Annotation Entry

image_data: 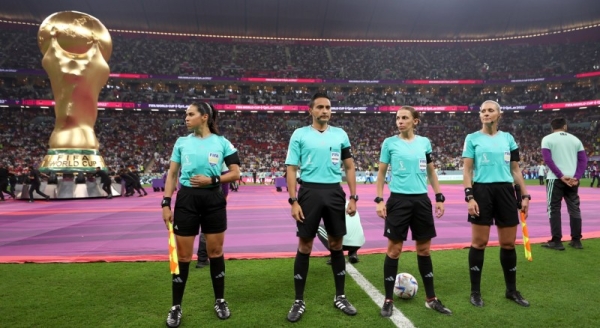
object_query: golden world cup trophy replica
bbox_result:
[37,11,112,173]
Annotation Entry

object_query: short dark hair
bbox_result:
[308,93,330,109]
[550,117,567,130]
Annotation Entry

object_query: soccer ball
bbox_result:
[393,272,418,299]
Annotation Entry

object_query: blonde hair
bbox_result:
[480,100,502,113]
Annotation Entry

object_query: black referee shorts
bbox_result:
[173,185,227,236]
[297,182,346,239]
[468,182,519,227]
[384,193,436,241]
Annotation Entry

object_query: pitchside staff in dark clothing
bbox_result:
[119,169,135,196]
[127,169,145,196]
[131,167,148,196]
[8,167,17,195]
[285,93,358,323]
[28,166,50,202]
[462,100,530,308]
[540,117,587,250]
[162,102,240,327]
[95,167,113,199]
[376,106,452,317]
[0,163,16,200]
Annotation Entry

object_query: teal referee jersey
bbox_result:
[170,133,237,187]
[285,125,351,183]
[462,131,517,183]
[380,135,432,194]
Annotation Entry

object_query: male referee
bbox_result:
[541,117,587,250]
[285,93,358,323]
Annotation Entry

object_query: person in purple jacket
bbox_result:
[589,161,599,188]
[540,117,587,250]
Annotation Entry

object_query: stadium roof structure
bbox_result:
[1,0,600,41]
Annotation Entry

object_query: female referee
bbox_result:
[161,102,240,327]
[376,106,452,317]
[462,100,530,308]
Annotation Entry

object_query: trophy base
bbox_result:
[39,149,107,173]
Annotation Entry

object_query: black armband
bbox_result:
[224,152,241,167]
[435,193,445,203]
[211,176,221,185]
[341,147,353,160]
[510,149,520,162]
[161,197,171,209]
[426,153,432,164]
[464,188,474,197]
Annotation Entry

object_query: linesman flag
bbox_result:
[168,222,180,274]
[515,184,532,262]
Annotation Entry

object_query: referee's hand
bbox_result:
[376,203,386,219]
[346,201,357,217]
[291,203,305,223]
[467,199,479,217]
[162,207,173,229]
[434,202,445,218]
[190,174,211,187]
[520,198,529,218]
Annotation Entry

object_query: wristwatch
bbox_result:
[521,194,531,200]
[288,197,298,205]
[374,197,384,204]
[465,195,474,202]
[349,195,359,202]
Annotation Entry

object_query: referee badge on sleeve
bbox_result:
[209,153,220,166]
[331,151,340,165]
[504,151,510,164]
[419,159,427,172]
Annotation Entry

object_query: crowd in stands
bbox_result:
[1,77,599,108]
[1,27,599,181]
[1,28,600,80]
[1,107,598,181]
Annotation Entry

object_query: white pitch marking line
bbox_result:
[346,263,415,328]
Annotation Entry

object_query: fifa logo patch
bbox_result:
[208,153,220,166]
[331,151,340,165]
[419,159,427,172]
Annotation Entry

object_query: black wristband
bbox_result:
[161,197,172,209]
[435,193,445,203]
[464,187,474,197]
[211,176,221,185]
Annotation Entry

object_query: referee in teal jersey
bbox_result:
[462,100,530,308]
[285,93,358,323]
[376,106,452,317]
[161,102,240,327]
